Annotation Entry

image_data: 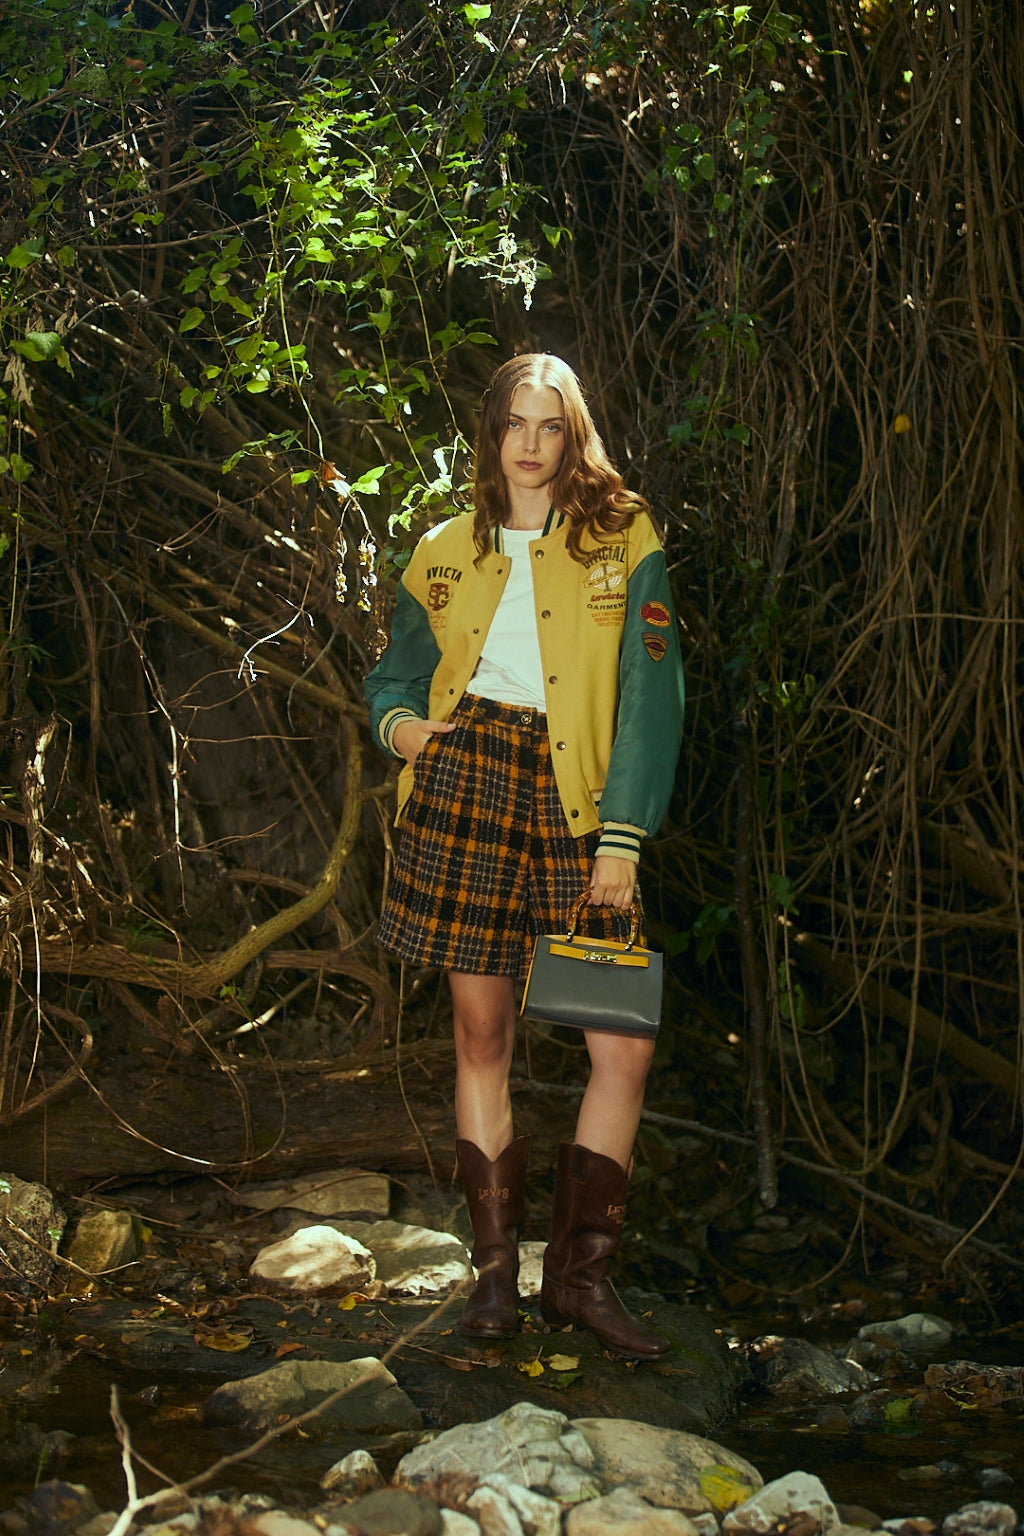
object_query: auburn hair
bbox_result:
[471,354,647,561]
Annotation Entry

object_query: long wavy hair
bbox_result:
[471,354,648,561]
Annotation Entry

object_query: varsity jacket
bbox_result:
[364,506,685,857]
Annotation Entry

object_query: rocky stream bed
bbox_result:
[3,1163,1024,1536]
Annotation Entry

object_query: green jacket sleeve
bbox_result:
[597,548,685,835]
[363,579,441,757]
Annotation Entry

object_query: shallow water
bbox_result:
[4,1312,1024,1521]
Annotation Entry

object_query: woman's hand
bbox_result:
[588,855,636,909]
[392,717,455,765]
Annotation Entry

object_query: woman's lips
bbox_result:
[517,460,541,470]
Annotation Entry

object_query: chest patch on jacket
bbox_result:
[583,549,627,626]
[428,581,452,613]
[640,600,671,627]
[642,631,668,661]
[583,558,625,593]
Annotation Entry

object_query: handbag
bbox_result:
[520,891,663,1039]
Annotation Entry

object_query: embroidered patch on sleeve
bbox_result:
[640,600,671,627]
[642,631,668,661]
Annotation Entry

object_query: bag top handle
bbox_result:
[565,890,643,951]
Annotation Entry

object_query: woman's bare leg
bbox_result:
[573,1030,656,1170]
[449,970,517,1159]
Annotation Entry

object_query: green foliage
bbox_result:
[0,0,545,547]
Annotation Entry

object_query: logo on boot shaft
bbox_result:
[478,1184,511,1205]
[606,1202,626,1222]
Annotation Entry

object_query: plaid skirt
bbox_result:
[377,694,631,979]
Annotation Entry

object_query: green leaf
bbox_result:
[695,153,716,180]
[464,106,485,146]
[179,307,204,333]
[5,238,45,270]
[768,873,797,913]
[13,331,63,362]
[463,3,491,19]
[350,466,387,495]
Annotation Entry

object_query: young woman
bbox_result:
[364,354,684,1358]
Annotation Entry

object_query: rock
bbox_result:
[976,1470,1013,1492]
[439,1514,480,1536]
[12,1482,100,1527]
[517,1240,545,1299]
[0,1173,65,1291]
[202,1357,421,1435]
[898,1463,962,1485]
[464,1483,526,1535]
[398,1401,599,1505]
[343,1219,471,1296]
[235,1169,390,1218]
[249,1224,375,1292]
[835,1505,883,1529]
[321,1447,385,1495]
[572,1419,762,1515]
[566,1487,702,1534]
[941,1504,1018,1536]
[690,1516,721,1536]
[744,1338,869,1399]
[336,1488,444,1535]
[857,1314,954,1353]
[746,1339,865,1400]
[64,1208,142,1287]
[847,1390,904,1428]
[723,1472,840,1536]
[0,1419,73,1473]
[78,1515,120,1536]
[249,1515,322,1536]
[473,1472,560,1535]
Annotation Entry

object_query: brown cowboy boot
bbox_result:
[540,1141,669,1359]
[456,1135,531,1338]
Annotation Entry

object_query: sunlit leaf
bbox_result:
[194,1325,254,1352]
[699,1465,758,1513]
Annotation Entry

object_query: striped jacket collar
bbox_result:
[490,505,565,553]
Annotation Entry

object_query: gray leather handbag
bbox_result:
[520,892,663,1039]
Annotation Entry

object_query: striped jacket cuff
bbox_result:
[380,707,420,758]
[595,822,643,864]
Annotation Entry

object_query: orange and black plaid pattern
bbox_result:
[377,695,630,978]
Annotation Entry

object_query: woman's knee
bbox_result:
[453,1010,514,1068]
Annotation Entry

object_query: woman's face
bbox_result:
[499,383,566,494]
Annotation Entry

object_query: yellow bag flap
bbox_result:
[546,941,650,968]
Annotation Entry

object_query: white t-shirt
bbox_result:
[467,527,547,710]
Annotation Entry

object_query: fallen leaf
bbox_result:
[275,1342,306,1359]
[699,1465,757,1513]
[517,1359,544,1378]
[438,1354,477,1372]
[194,1326,253,1353]
[546,1354,579,1372]
[337,1295,358,1311]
